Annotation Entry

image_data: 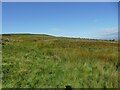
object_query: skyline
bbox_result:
[2,2,118,39]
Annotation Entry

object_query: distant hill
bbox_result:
[2,33,55,37]
[2,33,119,40]
[101,32,118,40]
[94,32,118,40]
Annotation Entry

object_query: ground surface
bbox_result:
[1,34,119,88]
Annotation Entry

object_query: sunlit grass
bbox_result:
[2,34,118,88]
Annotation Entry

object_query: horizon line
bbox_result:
[1,33,118,40]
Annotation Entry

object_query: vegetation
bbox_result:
[1,34,119,88]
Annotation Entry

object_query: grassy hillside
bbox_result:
[2,34,119,88]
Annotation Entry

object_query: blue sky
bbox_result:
[2,2,118,39]
[0,2,2,34]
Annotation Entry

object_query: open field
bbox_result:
[1,34,119,88]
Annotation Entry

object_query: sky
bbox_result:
[2,2,118,39]
[0,2,2,34]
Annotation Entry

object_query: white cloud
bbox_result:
[99,27,118,36]
[90,27,118,40]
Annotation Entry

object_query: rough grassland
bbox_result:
[2,34,118,88]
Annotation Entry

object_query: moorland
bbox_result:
[1,34,119,88]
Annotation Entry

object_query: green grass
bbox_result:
[2,34,118,88]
